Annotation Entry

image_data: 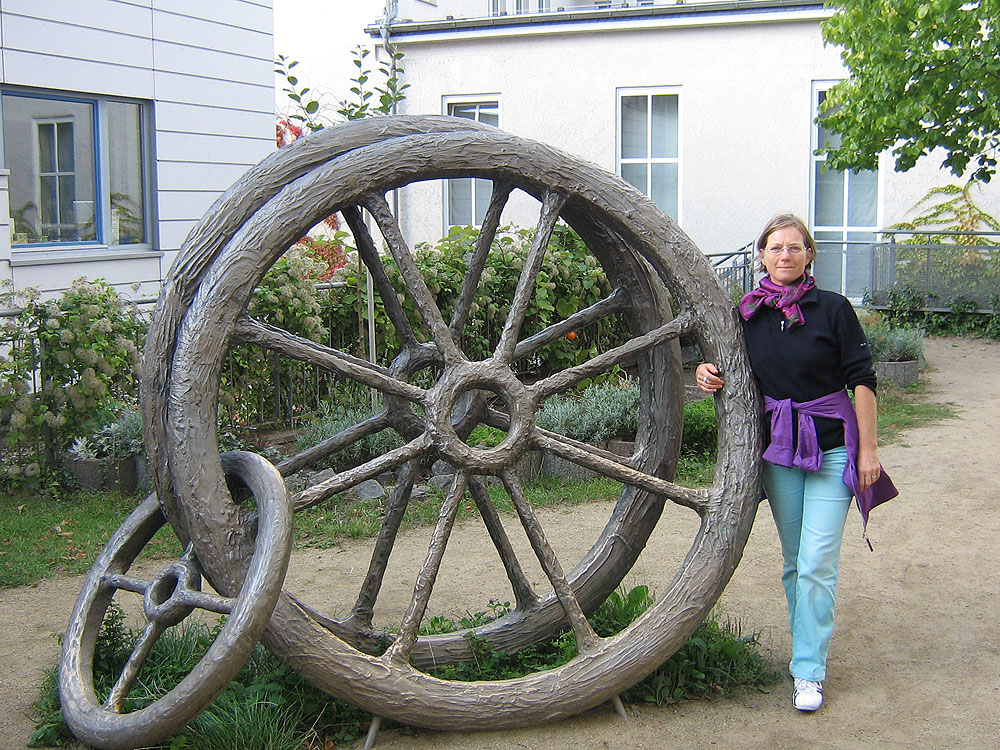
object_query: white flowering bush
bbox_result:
[0,278,146,488]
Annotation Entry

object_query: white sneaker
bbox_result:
[792,678,824,711]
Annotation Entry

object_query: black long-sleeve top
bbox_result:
[741,286,877,452]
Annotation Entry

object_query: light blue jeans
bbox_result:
[763,446,852,682]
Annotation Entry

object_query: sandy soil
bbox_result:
[2,336,998,750]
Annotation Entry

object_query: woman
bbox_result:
[696,214,895,712]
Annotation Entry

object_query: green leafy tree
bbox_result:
[820,0,1000,182]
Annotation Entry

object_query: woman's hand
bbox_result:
[857,446,881,492]
[695,363,725,393]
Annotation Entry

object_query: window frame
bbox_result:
[616,86,682,223]
[442,96,500,233]
[35,116,80,242]
[810,80,882,299]
[0,86,154,253]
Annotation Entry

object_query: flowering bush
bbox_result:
[318,223,629,378]
[0,278,146,488]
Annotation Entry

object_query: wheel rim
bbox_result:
[143,116,761,729]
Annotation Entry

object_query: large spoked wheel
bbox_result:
[59,452,292,750]
[142,115,761,730]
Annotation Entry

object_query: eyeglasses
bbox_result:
[764,244,808,256]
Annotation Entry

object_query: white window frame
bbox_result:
[34,117,78,242]
[443,96,500,232]
[1,87,153,251]
[616,86,682,223]
[810,80,882,299]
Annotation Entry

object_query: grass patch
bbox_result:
[32,587,778,749]
[29,606,369,749]
[0,490,182,589]
[876,381,956,445]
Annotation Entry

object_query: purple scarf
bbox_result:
[739,275,816,327]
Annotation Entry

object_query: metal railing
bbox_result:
[707,241,755,298]
[867,230,1000,312]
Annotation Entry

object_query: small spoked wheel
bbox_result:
[141,115,762,730]
[59,452,292,750]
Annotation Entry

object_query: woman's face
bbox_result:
[760,225,813,286]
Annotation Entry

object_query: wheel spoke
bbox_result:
[104,620,166,713]
[531,310,695,400]
[362,192,464,363]
[101,574,149,596]
[100,572,235,616]
[500,469,599,653]
[350,461,421,627]
[494,190,567,363]
[532,428,710,514]
[383,471,469,664]
[277,411,391,476]
[467,475,539,609]
[341,204,417,347]
[512,287,629,364]
[292,433,431,511]
[450,181,513,338]
[234,316,425,404]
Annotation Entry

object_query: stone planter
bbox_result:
[66,455,142,495]
[876,359,919,388]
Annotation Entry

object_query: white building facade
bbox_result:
[374,0,1000,299]
[0,0,276,299]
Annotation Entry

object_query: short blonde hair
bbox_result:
[756,214,816,274]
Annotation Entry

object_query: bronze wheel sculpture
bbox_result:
[64,115,762,745]
[59,452,292,750]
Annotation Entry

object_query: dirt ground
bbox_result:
[1,336,998,750]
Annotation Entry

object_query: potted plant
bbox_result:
[865,326,924,388]
[66,405,146,494]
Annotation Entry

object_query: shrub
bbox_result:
[536,379,640,443]
[296,399,404,471]
[865,326,925,363]
[681,397,717,457]
[537,381,718,457]
[68,401,145,461]
[871,286,1000,339]
[0,278,146,488]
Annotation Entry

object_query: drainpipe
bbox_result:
[365,2,400,395]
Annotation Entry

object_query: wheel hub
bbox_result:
[426,358,533,472]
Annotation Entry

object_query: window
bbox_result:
[2,89,149,248]
[445,101,499,228]
[618,88,680,220]
[491,0,548,14]
[811,86,878,298]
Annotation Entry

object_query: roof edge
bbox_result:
[366,0,829,37]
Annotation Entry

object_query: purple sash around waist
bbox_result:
[763,389,898,529]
